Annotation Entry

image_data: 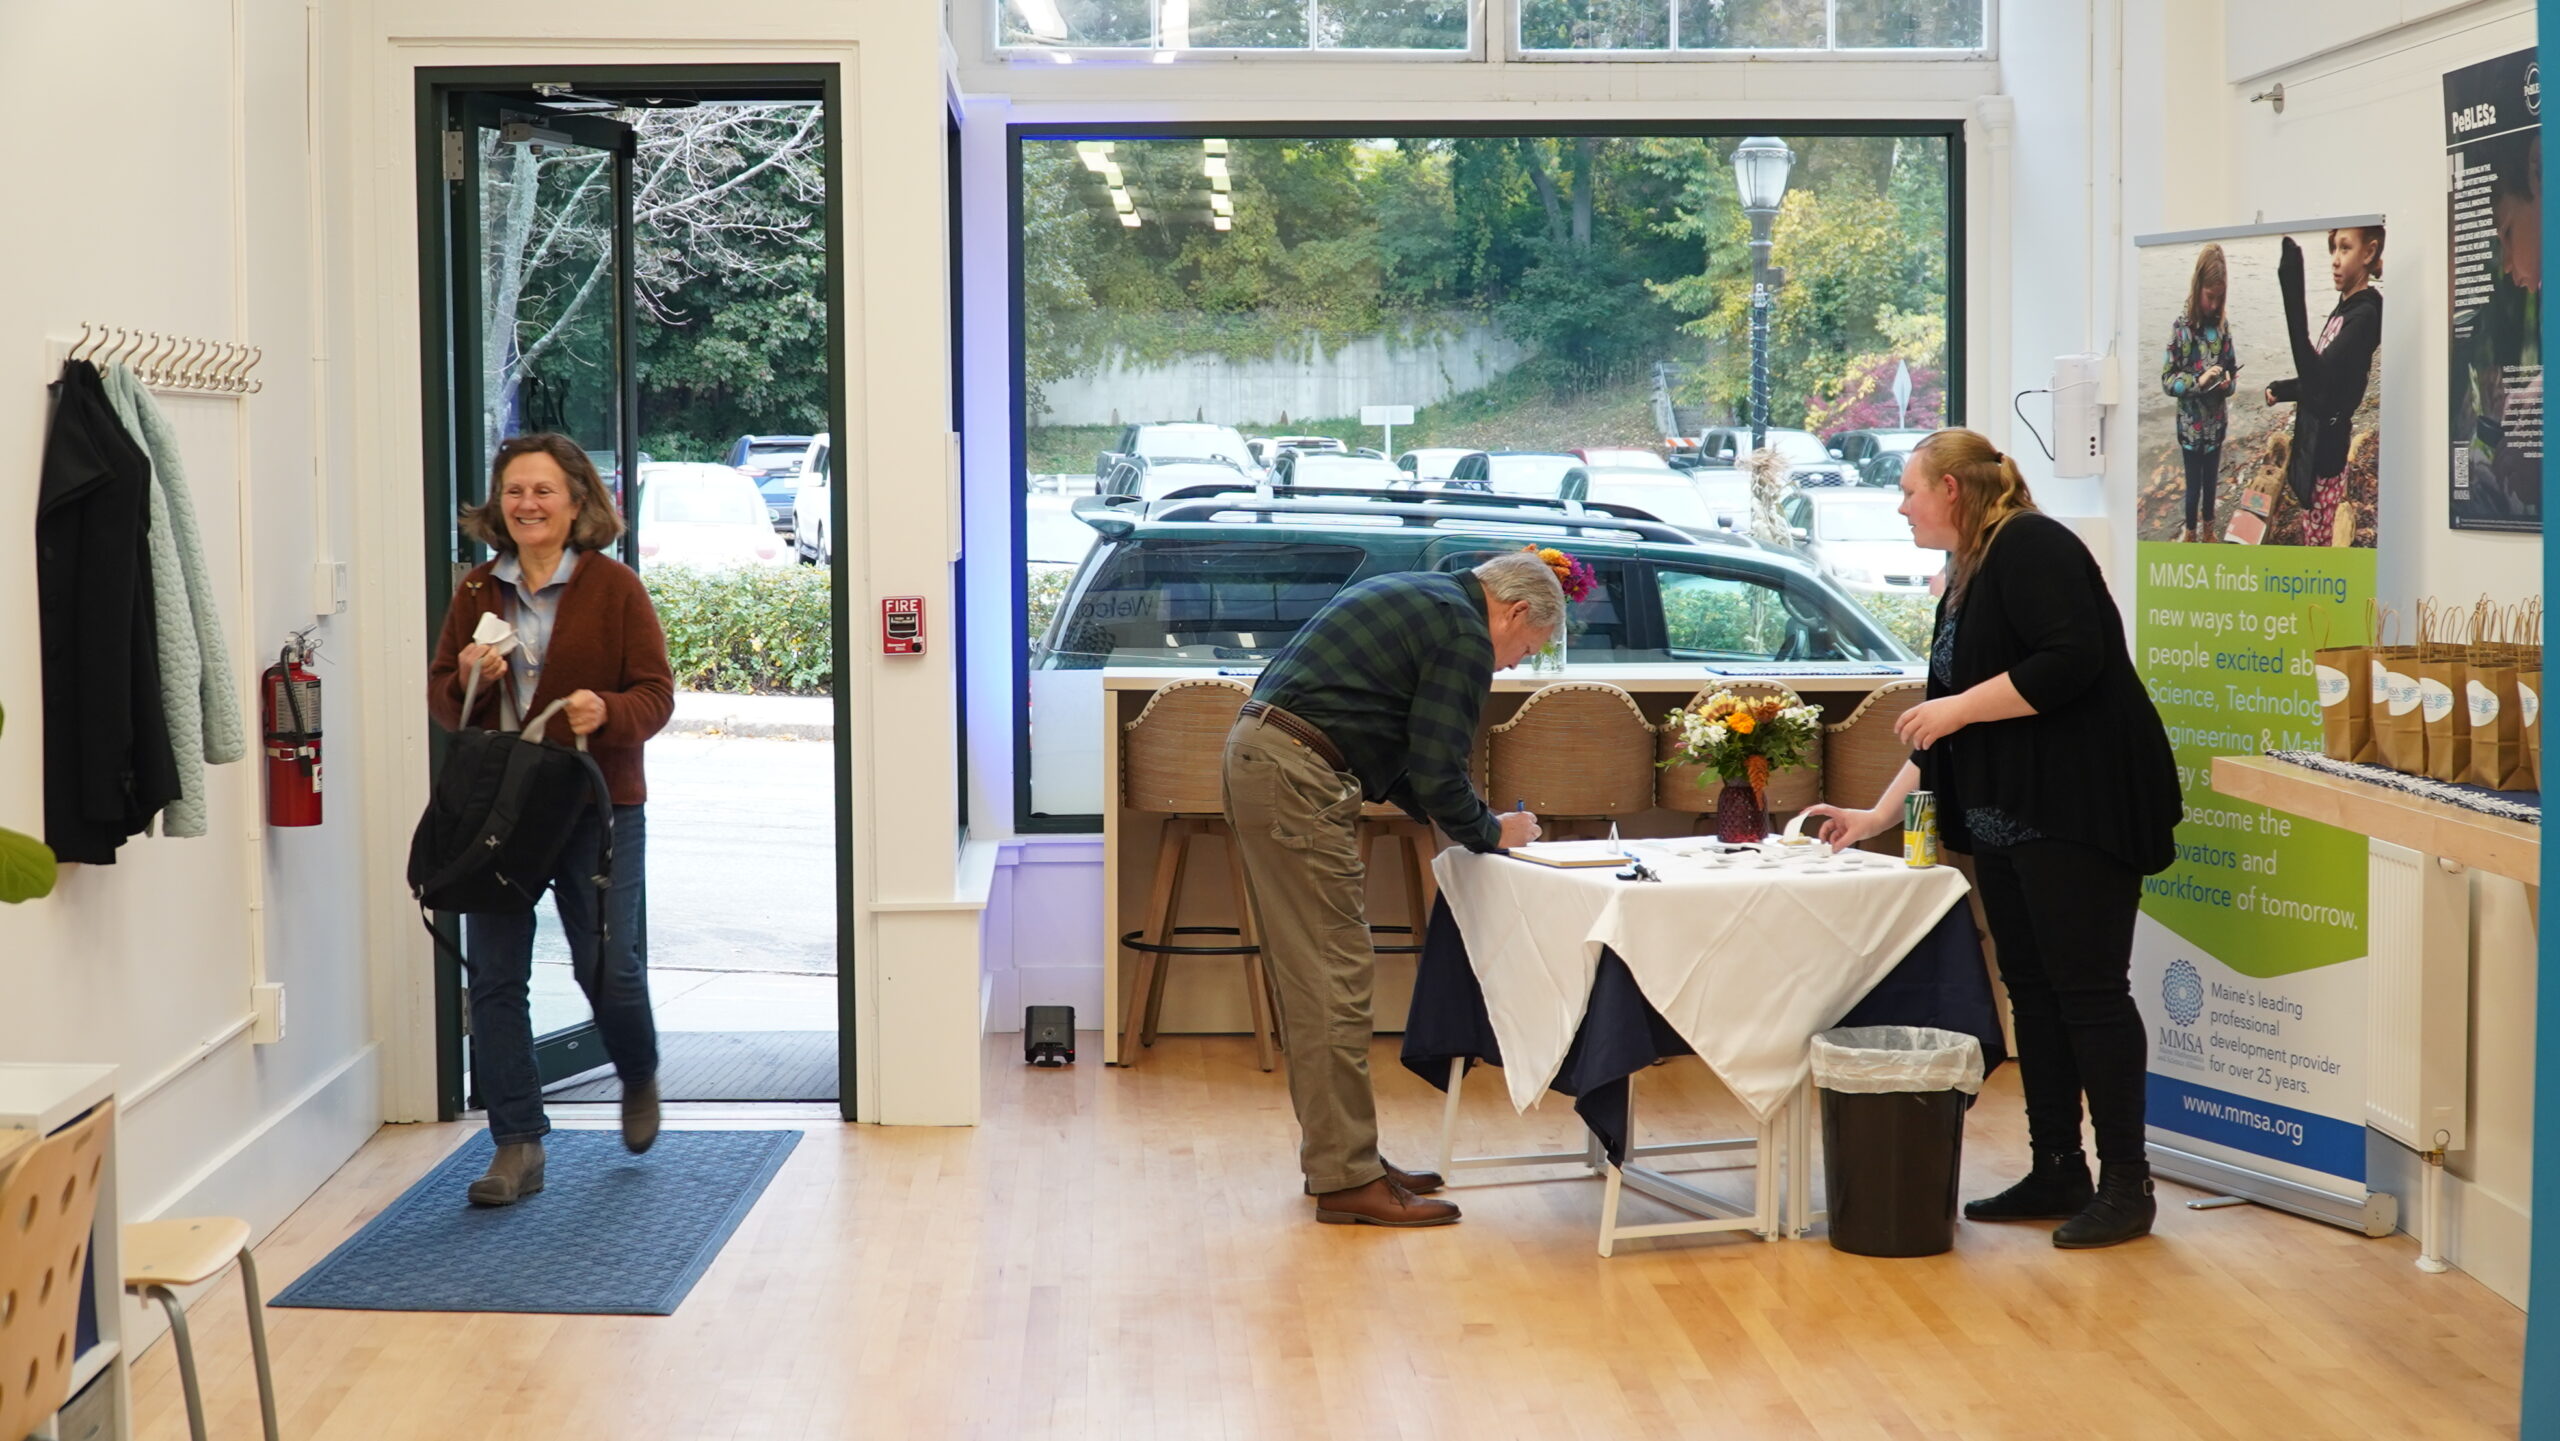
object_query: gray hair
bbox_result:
[1473,551,1569,634]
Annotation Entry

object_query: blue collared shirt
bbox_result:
[492,547,578,718]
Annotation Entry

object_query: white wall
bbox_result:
[0,0,380,1341]
[2114,0,2539,1305]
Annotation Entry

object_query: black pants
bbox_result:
[1972,840,2147,1164]
[2181,444,2220,533]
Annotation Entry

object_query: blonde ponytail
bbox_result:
[1913,427,2039,601]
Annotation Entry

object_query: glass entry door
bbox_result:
[431,92,642,1097]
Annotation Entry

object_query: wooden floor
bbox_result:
[133,1036,2523,1440]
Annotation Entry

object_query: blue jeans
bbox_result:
[466,803,656,1144]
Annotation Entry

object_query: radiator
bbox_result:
[2363,839,2470,1154]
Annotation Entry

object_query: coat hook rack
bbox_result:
[55,321,264,396]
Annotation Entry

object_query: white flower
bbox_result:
[1701,722,1729,749]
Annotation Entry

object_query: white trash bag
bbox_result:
[1811,1026,1984,1095]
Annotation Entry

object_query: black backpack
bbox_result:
[408,669,616,959]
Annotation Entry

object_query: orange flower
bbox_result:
[1729,713,1756,736]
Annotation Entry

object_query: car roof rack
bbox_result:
[1134,492,1710,548]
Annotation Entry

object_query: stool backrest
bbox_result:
[1488,683,1655,816]
[1124,679,1253,815]
[1823,679,1927,819]
[1655,682,1823,815]
[0,1101,113,1441]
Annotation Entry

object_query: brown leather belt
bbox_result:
[1239,699,1349,773]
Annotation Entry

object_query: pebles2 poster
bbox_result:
[2131,217,2386,1224]
[2446,48,2541,533]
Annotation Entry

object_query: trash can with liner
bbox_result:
[1810,1025,1985,1257]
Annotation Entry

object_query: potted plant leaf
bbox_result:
[0,703,59,903]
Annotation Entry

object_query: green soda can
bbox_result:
[1903,790,1939,868]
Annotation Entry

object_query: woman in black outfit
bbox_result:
[1802,428,2183,1249]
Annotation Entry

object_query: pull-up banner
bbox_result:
[2131,217,2387,1229]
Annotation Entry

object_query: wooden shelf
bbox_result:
[2212,755,2539,887]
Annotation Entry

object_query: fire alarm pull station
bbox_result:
[882,596,926,655]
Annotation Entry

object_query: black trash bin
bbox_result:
[1811,1025,1985,1258]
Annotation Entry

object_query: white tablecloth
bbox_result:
[1432,844,1972,1122]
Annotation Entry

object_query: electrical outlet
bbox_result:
[251,982,287,1044]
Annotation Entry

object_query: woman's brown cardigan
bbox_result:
[427,552,675,805]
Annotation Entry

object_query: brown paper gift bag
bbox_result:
[2467,601,2531,790]
[2520,599,2543,791]
[2415,599,2472,783]
[2372,608,2426,774]
[2311,604,2377,765]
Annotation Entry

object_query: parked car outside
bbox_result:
[724,434,820,532]
[636,462,788,572]
[1276,451,1405,488]
[792,434,834,564]
[1690,427,1857,487]
[1098,423,1263,484]
[1573,446,1672,470]
[1244,434,1344,469]
[1396,447,1474,481]
[1828,427,1934,486]
[1033,491,1912,671]
[1103,455,1255,500]
[1782,489,1940,595]
[1690,473,1760,533]
[1445,450,1582,497]
[582,448,653,510]
[1559,466,1732,539]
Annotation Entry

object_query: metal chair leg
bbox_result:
[145,1283,210,1441]
[238,1247,280,1441]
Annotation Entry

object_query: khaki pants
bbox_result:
[1222,711,1383,1194]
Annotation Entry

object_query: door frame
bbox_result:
[415,64,858,1120]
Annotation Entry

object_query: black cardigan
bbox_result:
[2268,284,2381,506]
[1914,513,2182,875]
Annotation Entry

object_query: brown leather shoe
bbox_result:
[1383,1159,1444,1195]
[1315,1177,1461,1227]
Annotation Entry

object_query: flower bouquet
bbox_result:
[1521,545,1596,673]
[1661,689,1824,841]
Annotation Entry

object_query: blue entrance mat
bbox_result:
[272,1128,800,1315]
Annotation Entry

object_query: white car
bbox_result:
[1563,467,1730,536]
[637,462,789,572]
[1395,447,1474,482]
[1279,452,1405,488]
[792,434,834,564]
[1574,447,1672,471]
[1785,490,1940,595]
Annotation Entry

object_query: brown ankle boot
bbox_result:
[1314,1176,1460,1227]
[466,1139,546,1207]
[622,1076,661,1154]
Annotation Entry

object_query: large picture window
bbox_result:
[999,0,1472,53]
[1518,0,1986,53]
[1011,124,1961,829]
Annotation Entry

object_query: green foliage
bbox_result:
[1854,592,1937,654]
[645,565,835,695]
[1026,564,1075,645]
[0,703,57,904]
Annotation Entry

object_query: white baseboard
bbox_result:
[121,1045,383,1356]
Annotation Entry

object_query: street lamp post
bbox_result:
[1732,136,1795,452]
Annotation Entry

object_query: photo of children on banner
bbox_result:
[2135,225,2383,548]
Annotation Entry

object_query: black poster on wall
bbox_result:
[2445,47,2542,533]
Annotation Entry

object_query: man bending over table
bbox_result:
[1223,551,1562,1227]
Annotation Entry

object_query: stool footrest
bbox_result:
[1120,926,1260,957]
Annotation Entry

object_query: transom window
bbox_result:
[991,0,1987,56]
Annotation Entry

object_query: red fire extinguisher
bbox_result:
[262,632,323,827]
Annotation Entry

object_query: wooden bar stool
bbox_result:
[123,1217,279,1441]
[1824,680,1926,855]
[1655,681,1824,826]
[1488,683,1656,836]
[0,1102,113,1441]
[1120,679,1277,1070]
[1359,802,1439,955]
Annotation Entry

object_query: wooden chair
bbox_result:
[1823,680,1927,855]
[124,1217,279,1441]
[1359,802,1439,957]
[1120,678,1277,1070]
[1654,681,1823,823]
[0,1101,114,1441]
[1488,683,1656,835]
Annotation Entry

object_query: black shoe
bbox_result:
[2053,1161,2157,1249]
[622,1076,661,1154]
[1963,1149,2093,1222]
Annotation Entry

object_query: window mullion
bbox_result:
[1825,0,1838,50]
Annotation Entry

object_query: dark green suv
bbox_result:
[1031,486,1916,670]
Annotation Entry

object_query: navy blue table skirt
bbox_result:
[1399,897,2007,1164]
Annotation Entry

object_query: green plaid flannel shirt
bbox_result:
[1251,568,1504,852]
